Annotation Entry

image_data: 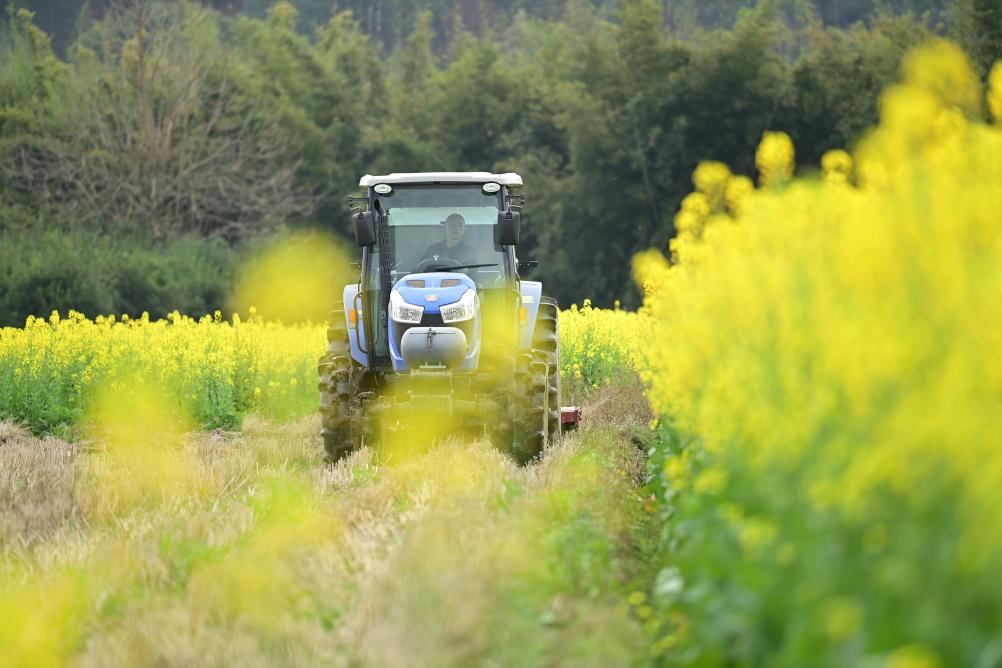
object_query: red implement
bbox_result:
[560,406,582,431]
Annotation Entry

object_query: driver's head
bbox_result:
[443,213,465,247]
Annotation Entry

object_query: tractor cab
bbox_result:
[349,173,524,371]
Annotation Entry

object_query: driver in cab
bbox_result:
[421,213,476,266]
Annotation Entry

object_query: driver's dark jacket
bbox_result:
[421,240,476,265]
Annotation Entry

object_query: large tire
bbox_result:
[536,297,562,444]
[510,297,562,465]
[318,309,358,463]
[488,360,517,455]
[512,349,549,465]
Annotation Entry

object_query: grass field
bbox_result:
[0,381,656,667]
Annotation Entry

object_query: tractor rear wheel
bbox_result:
[510,298,562,465]
[536,297,562,444]
[512,349,549,465]
[318,309,358,463]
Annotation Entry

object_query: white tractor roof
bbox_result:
[358,172,523,187]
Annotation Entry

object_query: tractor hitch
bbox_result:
[560,406,582,431]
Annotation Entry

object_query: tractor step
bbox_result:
[560,406,582,431]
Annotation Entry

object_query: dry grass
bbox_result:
[0,421,79,548]
[579,375,652,433]
[0,397,656,667]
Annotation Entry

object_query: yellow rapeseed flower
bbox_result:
[989,61,1002,124]
[755,131,795,187]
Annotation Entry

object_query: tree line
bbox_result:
[1,0,971,55]
[1,0,1000,324]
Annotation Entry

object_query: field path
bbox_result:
[1,389,657,667]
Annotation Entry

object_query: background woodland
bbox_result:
[1,0,1000,323]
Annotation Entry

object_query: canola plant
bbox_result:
[0,310,325,435]
[559,299,650,389]
[636,41,1002,665]
[0,306,640,437]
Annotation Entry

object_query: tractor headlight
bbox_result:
[440,289,477,323]
[389,290,423,324]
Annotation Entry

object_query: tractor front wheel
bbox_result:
[318,309,359,463]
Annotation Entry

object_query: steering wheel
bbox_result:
[414,256,463,273]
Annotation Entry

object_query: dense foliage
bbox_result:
[560,299,649,389]
[0,0,969,54]
[0,229,235,327]
[638,41,1002,666]
[5,0,1000,323]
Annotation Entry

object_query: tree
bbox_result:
[951,0,1002,76]
[777,16,928,163]
[401,10,435,92]
[228,4,382,235]
[2,3,309,239]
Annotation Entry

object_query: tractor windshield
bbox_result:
[372,185,506,288]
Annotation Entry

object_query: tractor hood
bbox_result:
[387,272,481,374]
[392,273,476,314]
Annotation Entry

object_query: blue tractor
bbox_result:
[318,172,575,464]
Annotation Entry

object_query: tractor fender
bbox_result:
[343,284,367,366]
[518,281,544,349]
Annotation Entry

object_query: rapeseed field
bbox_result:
[0,310,325,436]
[1,35,998,668]
[637,41,1002,665]
[0,304,641,438]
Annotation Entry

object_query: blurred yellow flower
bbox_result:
[755,131,795,187]
[989,61,1002,123]
[821,149,852,184]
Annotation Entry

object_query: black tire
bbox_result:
[510,297,562,465]
[318,309,358,463]
[490,417,516,455]
[512,349,549,465]
[536,297,562,444]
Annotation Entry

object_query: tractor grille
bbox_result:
[394,313,473,358]
[423,313,473,340]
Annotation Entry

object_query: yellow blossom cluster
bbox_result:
[559,299,651,388]
[635,40,1002,664]
[754,130,795,187]
[0,298,649,436]
[0,309,324,434]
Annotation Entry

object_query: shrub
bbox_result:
[0,228,234,327]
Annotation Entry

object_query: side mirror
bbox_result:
[518,259,539,272]
[352,211,376,246]
[497,210,520,246]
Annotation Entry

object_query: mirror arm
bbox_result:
[506,193,526,208]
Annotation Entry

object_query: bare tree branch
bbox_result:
[2,2,315,241]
